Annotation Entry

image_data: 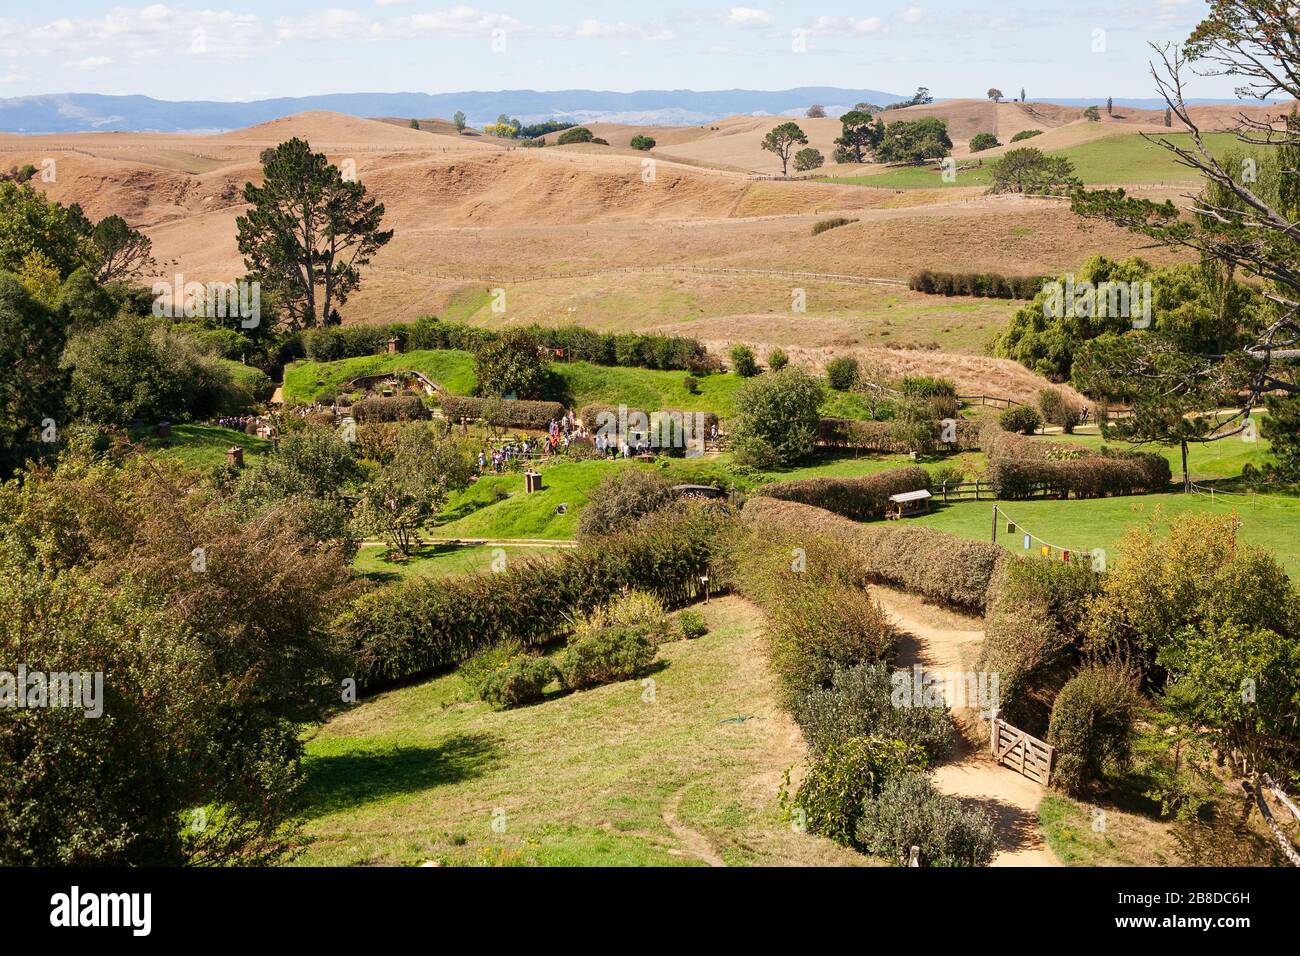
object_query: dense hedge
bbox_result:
[337,507,731,687]
[909,270,1044,300]
[350,395,428,422]
[303,317,714,374]
[817,418,981,452]
[741,497,1008,612]
[440,395,566,429]
[755,467,931,521]
[982,422,1171,499]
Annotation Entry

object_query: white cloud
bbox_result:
[725,7,774,28]
[803,15,884,36]
[65,56,111,70]
[896,7,934,26]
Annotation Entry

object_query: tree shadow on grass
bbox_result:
[298,732,504,817]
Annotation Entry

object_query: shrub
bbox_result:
[630,135,656,150]
[811,216,857,236]
[556,127,594,145]
[440,396,565,430]
[459,639,525,695]
[795,663,955,760]
[577,469,678,537]
[766,348,789,371]
[855,773,996,866]
[351,395,427,422]
[557,626,657,690]
[825,356,860,391]
[1047,661,1142,793]
[789,737,926,847]
[978,605,1074,733]
[1010,129,1043,142]
[683,375,700,394]
[766,581,894,705]
[729,344,759,377]
[793,147,824,172]
[1037,387,1082,433]
[676,609,708,640]
[572,589,668,639]
[907,271,1042,300]
[479,655,557,709]
[474,327,548,399]
[999,405,1042,435]
[898,375,957,399]
[969,132,1001,152]
[757,466,930,521]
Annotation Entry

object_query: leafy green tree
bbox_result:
[806,105,826,118]
[16,250,61,306]
[453,110,467,132]
[988,88,1004,103]
[876,118,952,165]
[409,118,420,129]
[629,135,656,150]
[729,343,759,377]
[834,110,884,164]
[474,327,548,398]
[988,147,1080,195]
[761,122,809,176]
[825,356,859,390]
[0,272,68,474]
[793,147,824,172]
[730,366,824,467]
[236,138,393,330]
[354,426,462,555]
[556,127,594,145]
[969,132,1001,152]
[1264,395,1300,478]
[0,182,92,278]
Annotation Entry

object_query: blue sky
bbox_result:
[0,1,1241,102]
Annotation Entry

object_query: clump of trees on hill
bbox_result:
[987,147,1080,195]
[761,122,809,175]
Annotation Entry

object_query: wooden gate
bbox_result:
[992,718,1054,786]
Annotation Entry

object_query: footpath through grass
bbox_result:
[294,597,863,867]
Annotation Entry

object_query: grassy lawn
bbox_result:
[282,349,478,404]
[554,361,746,416]
[354,543,559,581]
[294,597,864,867]
[820,132,1245,190]
[130,423,272,470]
[1038,794,1180,866]
[915,491,1300,574]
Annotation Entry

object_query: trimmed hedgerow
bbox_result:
[440,395,566,429]
[338,506,731,688]
[909,270,1044,300]
[794,662,955,760]
[817,418,981,452]
[351,395,428,422]
[756,466,931,521]
[982,421,1171,499]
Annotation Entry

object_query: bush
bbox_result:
[789,737,926,847]
[474,327,548,399]
[576,469,678,537]
[1010,129,1043,142]
[766,348,789,371]
[855,773,996,866]
[351,394,427,422]
[811,216,857,237]
[630,135,656,150]
[683,375,700,394]
[757,466,930,521]
[1047,661,1142,793]
[908,271,1043,300]
[793,147,824,172]
[986,450,1171,500]
[1037,387,1081,433]
[557,626,657,690]
[676,609,707,640]
[459,639,525,695]
[825,356,859,391]
[479,655,557,709]
[556,127,594,145]
[766,581,894,705]
[969,132,1001,152]
[999,405,1042,435]
[795,663,955,760]
[729,344,759,377]
[439,395,565,430]
[572,589,668,640]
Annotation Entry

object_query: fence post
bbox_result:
[991,504,998,544]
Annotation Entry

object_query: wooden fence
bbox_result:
[992,718,1054,786]
[957,394,1023,409]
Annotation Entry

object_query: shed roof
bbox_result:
[888,489,933,503]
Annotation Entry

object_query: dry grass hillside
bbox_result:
[0,108,1217,398]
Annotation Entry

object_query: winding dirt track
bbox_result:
[873,586,1060,867]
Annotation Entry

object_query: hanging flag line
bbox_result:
[992,504,1102,565]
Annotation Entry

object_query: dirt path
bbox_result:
[873,586,1060,867]
[661,784,726,867]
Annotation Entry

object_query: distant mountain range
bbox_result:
[0,90,1285,134]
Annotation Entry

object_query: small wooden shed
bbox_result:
[886,489,932,520]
